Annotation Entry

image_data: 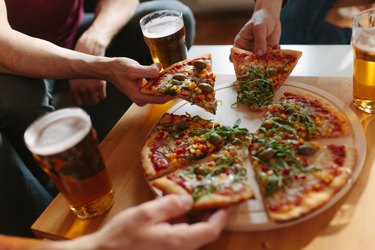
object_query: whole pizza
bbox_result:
[140,47,358,223]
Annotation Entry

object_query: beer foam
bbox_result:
[143,16,184,38]
[24,108,92,156]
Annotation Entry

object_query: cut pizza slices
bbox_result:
[150,143,254,209]
[259,90,351,140]
[141,54,217,114]
[249,134,356,222]
[230,47,302,110]
[141,113,250,180]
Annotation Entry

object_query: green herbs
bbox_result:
[251,135,320,196]
[261,101,317,140]
[232,65,275,108]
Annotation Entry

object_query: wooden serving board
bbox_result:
[32,76,375,250]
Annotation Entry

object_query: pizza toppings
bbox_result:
[140,50,356,223]
[141,54,218,114]
[231,47,302,110]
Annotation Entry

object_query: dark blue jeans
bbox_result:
[0,0,195,237]
[280,0,352,44]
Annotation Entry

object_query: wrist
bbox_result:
[254,0,283,17]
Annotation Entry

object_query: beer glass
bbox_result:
[24,108,114,219]
[140,9,188,69]
[352,8,375,113]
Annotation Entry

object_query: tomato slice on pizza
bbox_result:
[249,135,356,222]
[141,54,217,114]
[150,142,254,209]
[231,47,302,110]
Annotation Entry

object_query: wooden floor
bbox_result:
[194,11,250,45]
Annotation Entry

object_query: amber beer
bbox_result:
[140,10,187,69]
[24,108,114,219]
[352,8,375,113]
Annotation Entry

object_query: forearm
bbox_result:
[254,0,283,17]
[0,234,99,250]
[0,29,113,80]
[89,0,139,46]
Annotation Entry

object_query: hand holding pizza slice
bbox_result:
[141,54,217,114]
[231,47,302,110]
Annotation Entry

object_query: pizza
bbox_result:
[141,54,217,114]
[141,113,250,179]
[150,143,254,209]
[141,113,254,208]
[259,90,351,140]
[140,52,358,221]
[230,47,302,110]
[249,134,356,222]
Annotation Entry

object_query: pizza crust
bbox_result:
[266,147,356,222]
[151,177,254,210]
[281,89,352,137]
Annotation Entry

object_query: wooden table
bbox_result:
[32,45,375,249]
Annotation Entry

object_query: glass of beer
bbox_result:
[352,8,375,113]
[140,9,188,69]
[24,108,114,219]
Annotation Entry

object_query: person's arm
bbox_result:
[233,0,283,55]
[0,0,170,106]
[82,0,139,50]
[69,0,140,106]
[0,195,229,250]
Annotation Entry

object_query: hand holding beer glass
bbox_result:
[24,108,114,219]
[140,10,188,69]
[352,8,375,113]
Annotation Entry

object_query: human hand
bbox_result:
[64,195,229,250]
[234,1,282,55]
[70,30,109,106]
[107,58,173,106]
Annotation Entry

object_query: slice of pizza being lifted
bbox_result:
[141,54,217,114]
[230,47,302,110]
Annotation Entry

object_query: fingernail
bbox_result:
[256,49,264,55]
[179,195,193,209]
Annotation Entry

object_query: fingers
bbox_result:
[131,63,161,79]
[127,195,194,225]
[253,22,268,55]
[162,208,230,249]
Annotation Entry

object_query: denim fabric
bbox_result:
[0,135,53,237]
[280,0,352,44]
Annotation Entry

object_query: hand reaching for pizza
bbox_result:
[234,0,282,55]
[107,58,173,106]
[55,195,229,250]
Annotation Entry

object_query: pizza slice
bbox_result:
[230,47,302,110]
[141,54,217,114]
[150,143,254,209]
[259,90,351,140]
[141,113,250,180]
[249,135,356,222]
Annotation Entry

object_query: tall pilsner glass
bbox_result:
[24,108,114,219]
[140,10,188,69]
[352,8,375,113]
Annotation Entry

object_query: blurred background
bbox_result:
[181,0,375,45]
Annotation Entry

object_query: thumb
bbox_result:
[133,63,161,79]
[129,195,194,225]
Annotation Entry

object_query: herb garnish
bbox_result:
[232,65,275,108]
[251,135,320,196]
